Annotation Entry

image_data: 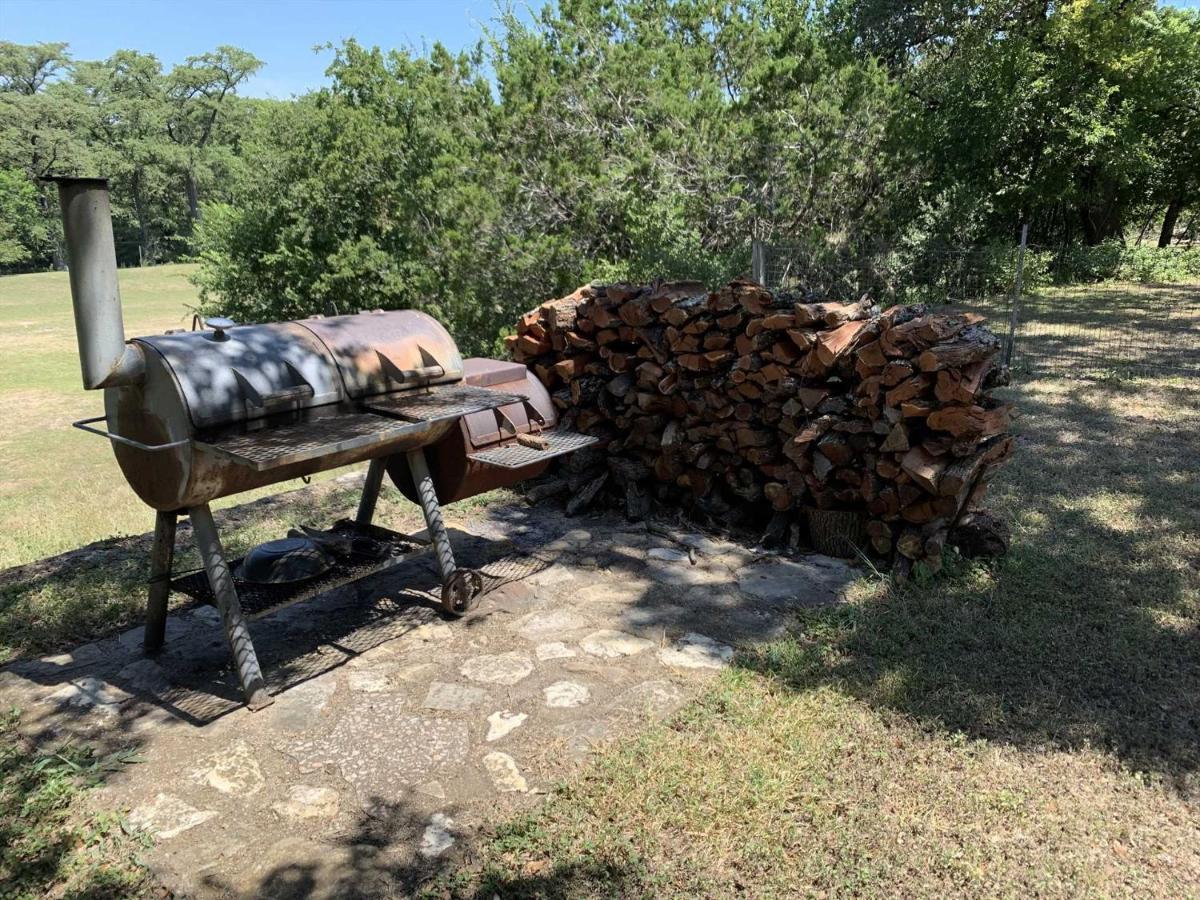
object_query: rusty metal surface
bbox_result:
[467,430,598,469]
[195,412,452,472]
[362,383,524,422]
[299,311,463,398]
[136,323,342,429]
[387,364,559,504]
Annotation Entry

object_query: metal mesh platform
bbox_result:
[468,430,598,469]
[196,413,428,471]
[363,383,525,422]
[170,521,426,619]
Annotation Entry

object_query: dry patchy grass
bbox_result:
[445,285,1200,899]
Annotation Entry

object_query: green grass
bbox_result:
[0,265,205,568]
[1,708,152,899]
[441,286,1200,898]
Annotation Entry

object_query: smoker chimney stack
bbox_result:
[47,176,144,389]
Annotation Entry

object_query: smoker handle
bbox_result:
[390,364,446,382]
[72,415,190,452]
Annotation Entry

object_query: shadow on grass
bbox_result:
[1,704,154,898]
[209,795,644,900]
[741,375,1200,790]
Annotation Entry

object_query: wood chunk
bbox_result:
[786,328,817,351]
[900,445,947,494]
[815,320,869,367]
[884,375,930,407]
[926,404,1011,440]
[879,422,910,453]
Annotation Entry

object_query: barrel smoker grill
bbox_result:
[49,176,595,710]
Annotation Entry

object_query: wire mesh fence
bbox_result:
[754,241,1200,380]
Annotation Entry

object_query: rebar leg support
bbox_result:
[144,510,177,655]
[356,457,387,527]
[406,448,456,581]
[189,504,273,710]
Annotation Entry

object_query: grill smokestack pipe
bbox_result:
[46,176,145,390]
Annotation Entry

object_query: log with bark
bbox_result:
[509,278,1015,567]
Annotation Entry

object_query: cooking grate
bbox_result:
[468,430,598,469]
[364,383,524,421]
[196,412,431,471]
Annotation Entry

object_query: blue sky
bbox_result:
[3,0,1198,99]
[0,0,524,98]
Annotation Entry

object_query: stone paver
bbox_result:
[485,710,527,742]
[271,784,340,821]
[128,793,217,839]
[658,633,735,669]
[578,629,654,658]
[482,751,528,793]
[535,641,576,660]
[544,680,591,708]
[0,502,858,897]
[459,652,535,685]
[420,813,456,858]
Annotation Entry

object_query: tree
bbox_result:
[165,46,262,223]
[76,50,177,263]
[0,168,47,266]
[0,41,70,94]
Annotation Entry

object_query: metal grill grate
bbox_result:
[364,384,525,421]
[468,430,598,470]
[170,522,426,618]
[197,413,429,471]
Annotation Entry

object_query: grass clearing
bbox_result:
[441,284,1200,898]
[0,709,153,899]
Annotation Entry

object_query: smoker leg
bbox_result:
[189,504,273,710]
[406,448,455,580]
[406,448,484,617]
[144,510,177,655]
[355,457,387,527]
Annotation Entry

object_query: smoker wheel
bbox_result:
[441,569,484,617]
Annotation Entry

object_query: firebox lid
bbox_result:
[457,359,557,448]
[137,322,343,429]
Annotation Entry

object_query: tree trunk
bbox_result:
[186,172,201,223]
[1078,205,1101,246]
[1158,197,1182,248]
[132,172,151,265]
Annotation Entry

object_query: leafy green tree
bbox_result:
[0,168,48,265]
[75,51,178,263]
[165,46,262,223]
[0,41,70,94]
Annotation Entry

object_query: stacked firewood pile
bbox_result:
[508,279,1014,576]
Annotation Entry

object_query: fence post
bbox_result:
[751,239,766,286]
[1004,223,1028,367]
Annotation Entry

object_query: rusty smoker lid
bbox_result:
[137,322,343,429]
[299,310,464,399]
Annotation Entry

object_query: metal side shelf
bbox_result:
[468,430,598,470]
[194,412,433,472]
[363,383,525,422]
